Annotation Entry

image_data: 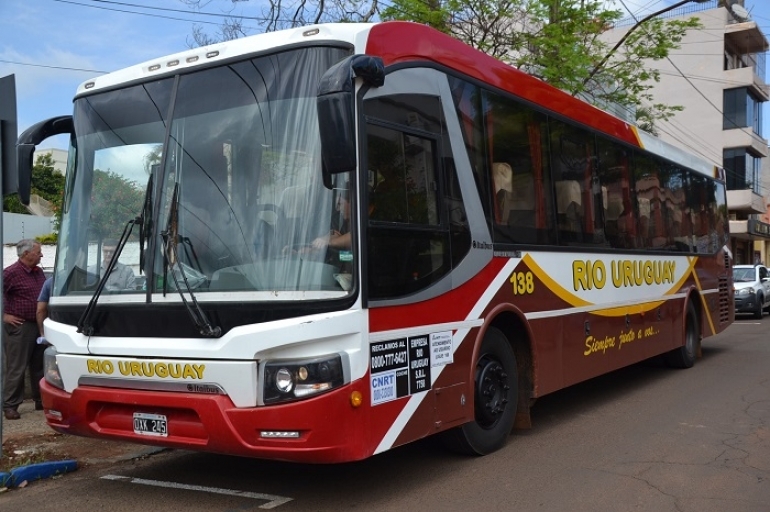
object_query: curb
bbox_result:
[0,446,166,489]
[0,460,78,488]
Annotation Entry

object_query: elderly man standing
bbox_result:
[3,239,46,419]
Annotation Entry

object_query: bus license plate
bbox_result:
[133,412,167,437]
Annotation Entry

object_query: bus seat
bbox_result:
[278,185,310,246]
[254,205,279,258]
[555,180,582,238]
[555,180,581,214]
[492,162,512,194]
[606,194,623,221]
[494,163,535,227]
[638,196,650,218]
[279,185,308,219]
[638,197,651,243]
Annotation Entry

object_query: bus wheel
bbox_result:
[440,327,518,455]
[667,301,699,369]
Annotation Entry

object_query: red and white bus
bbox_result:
[18,21,732,463]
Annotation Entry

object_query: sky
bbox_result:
[2,0,770,152]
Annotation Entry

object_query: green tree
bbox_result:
[4,152,66,222]
[89,169,145,240]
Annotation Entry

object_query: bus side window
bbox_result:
[363,93,452,300]
[481,87,553,245]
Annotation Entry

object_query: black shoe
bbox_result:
[34,401,44,411]
[4,408,20,420]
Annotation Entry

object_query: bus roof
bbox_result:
[75,23,375,97]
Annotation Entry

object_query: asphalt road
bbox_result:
[2,315,769,511]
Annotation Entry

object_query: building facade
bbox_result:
[603,0,769,265]
[36,147,68,174]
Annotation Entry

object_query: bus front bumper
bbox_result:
[40,379,370,463]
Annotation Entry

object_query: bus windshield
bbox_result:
[54,45,354,300]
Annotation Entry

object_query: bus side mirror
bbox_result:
[16,115,73,204]
[317,55,384,184]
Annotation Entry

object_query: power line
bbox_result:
[52,0,382,32]
[52,0,223,25]
[69,0,272,21]
[0,58,107,74]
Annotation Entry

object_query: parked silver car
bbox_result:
[733,264,770,318]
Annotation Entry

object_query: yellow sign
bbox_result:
[86,359,206,379]
[573,259,676,291]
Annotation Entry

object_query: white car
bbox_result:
[733,264,770,318]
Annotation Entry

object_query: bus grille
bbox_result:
[718,276,730,324]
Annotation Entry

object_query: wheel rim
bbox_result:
[474,355,510,429]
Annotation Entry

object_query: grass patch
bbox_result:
[0,440,66,473]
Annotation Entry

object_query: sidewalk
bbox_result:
[1,399,163,488]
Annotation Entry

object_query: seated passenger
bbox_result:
[90,239,136,291]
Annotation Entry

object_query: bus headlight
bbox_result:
[44,345,64,390]
[263,355,345,404]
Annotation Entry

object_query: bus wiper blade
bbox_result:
[139,173,153,274]
[160,184,221,338]
[77,216,140,336]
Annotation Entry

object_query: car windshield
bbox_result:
[54,45,355,301]
[733,268,755,282]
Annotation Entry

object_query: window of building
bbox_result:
[724,147,761,193]
[723,87,763,135]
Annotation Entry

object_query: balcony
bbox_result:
[726,188,766,213]
[725,21,768,57]
[722,128,769,157]
[729,219,770,241]
[723,66,769,101]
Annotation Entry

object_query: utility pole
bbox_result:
[0,74,19,459]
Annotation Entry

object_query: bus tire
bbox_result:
[667,301,699,369]
[440,327,518,455]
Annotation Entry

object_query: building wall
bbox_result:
[3,212,55,245]
[36,147,67,174]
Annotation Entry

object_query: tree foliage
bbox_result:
[89,169,145,240]
[181,0,701,131]
[3,152,66,221]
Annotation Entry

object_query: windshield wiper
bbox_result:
[160,183,221,337]
[140,173,153,279]
[77,217,140,336]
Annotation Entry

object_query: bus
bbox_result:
[17,21,733,463]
